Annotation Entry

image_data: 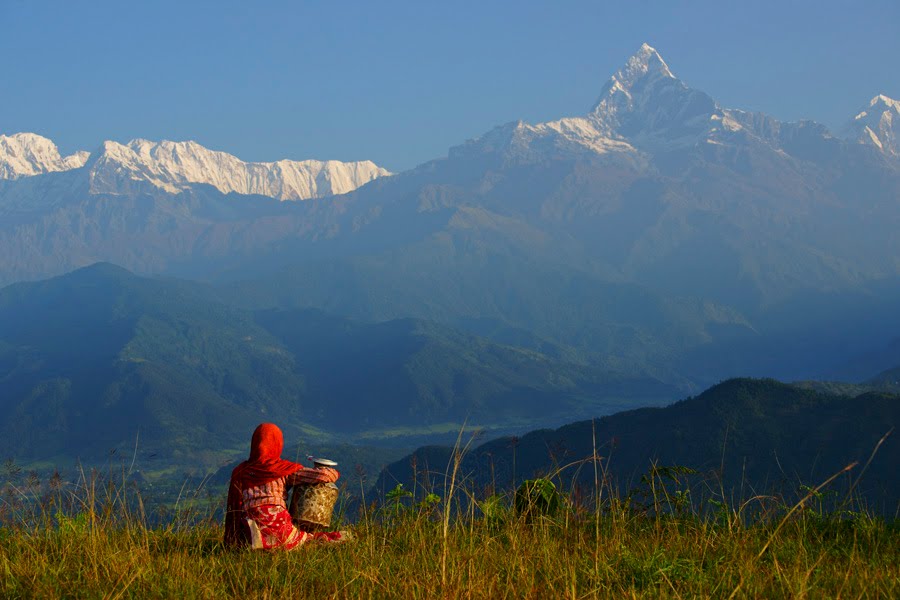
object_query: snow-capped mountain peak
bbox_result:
[454,43,730,162]
[845,94,900,156]
[871,94,900,110]
[590,44,678,121]
[610,43,674,90]
[85,138,392,200]
[588,44,720,148]
[0,133,89,180]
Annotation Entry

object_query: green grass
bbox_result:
[1,466,898,598]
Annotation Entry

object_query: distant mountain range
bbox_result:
[372,378,900,514]
[1,44,899,465]
[0,133,90,179]
[0,133,390,200]
[204,44,900,384]
[0,264,675,464]
[2,44,896,294]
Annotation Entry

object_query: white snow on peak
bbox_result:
[457,43,848,164]
[455,43,728,160]
[452,117,636,161]
[590,44,677,124]
[846,94,900,157]
[0,133,89,180]
[87,139,392,200]
[586,43,720,149]
[872,94,900,110]
[613,43,675,88]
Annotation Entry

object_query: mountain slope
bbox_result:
[0,263,286,459]
[866,363,900,393]
[372,378,900,513]
[845,94,900,157]
[0,264,675,463]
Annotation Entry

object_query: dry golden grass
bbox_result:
[1,467,898,599]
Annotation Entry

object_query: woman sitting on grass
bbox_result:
[225,423,345,550]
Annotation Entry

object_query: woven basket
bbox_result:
[289,482,339,531]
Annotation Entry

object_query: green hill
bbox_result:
[0,264,676,465]
[373,378,900,513]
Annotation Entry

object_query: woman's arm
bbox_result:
[286,466,340,486]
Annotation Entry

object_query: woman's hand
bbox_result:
[291,466,340,486]
[318,467,339,483]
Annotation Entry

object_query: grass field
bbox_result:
[1,460,898,598]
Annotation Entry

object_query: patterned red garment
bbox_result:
[246,504,306,550]
[242,470,339,510]
[245,505,344,550]
[225,423,341,549]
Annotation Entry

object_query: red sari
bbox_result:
[224,423,342,549]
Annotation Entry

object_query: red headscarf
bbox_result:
[224,423,304,547]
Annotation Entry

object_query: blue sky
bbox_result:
[2,0,898,171]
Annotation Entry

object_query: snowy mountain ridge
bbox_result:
[3,43,897,203]
[85,139,391,200]
[456,43,900,163]
[453,44,744,161]
[846,94,900,156]
[0,133,90,180]
[0,134,391,201]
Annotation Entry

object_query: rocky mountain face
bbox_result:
[589,42,720,148]
[845,94,900,157]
